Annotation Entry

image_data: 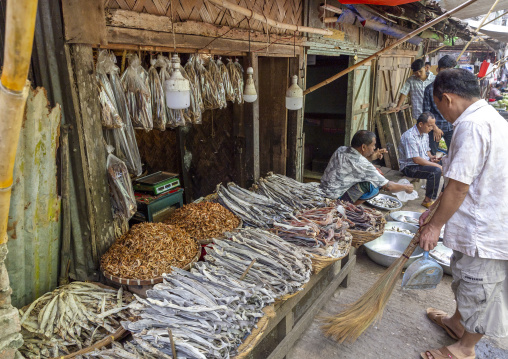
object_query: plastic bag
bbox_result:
[184,54,204,112]
[217,57,235,102]
[148,58,167,131]
[106,146,137,220]
[96,51,124,129]
[195,55,222,110]
[392,178,418,202]
[207,57,227,108]
[227,58,244,104]
[121,54,153,131]
[103,52,143,176]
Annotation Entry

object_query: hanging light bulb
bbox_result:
[243,66,257,103]
[164,54,190,109]
[286,75,303,110]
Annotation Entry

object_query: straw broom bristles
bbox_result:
[322,197,441,342]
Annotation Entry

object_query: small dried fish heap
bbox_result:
[113,228,310,359]
[101,222,199,280]
[368,196,400,209]
[272,207,352,260]
[19,282,134,359]
[216,182,294,228]
[253,172,327,210]
[165,202,240,243]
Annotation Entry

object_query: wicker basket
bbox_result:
[310,232,352,274]
[348,216,386,248]
[102,238,201,286]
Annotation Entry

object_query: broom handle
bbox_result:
[402,196,442,258]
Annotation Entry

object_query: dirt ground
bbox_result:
[290,171,508,359]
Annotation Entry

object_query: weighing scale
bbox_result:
[133,171,180,195]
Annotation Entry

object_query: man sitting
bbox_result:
[398,112,442,208]
[320,130,414,205]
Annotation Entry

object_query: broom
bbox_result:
[322,196,441,342]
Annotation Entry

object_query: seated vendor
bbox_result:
[320,130,414,205]
[398,111,442,208]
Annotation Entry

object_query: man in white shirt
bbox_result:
[419,69,508,359]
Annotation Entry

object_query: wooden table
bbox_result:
[244,248,357,359]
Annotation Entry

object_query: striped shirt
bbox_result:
[400,72,435,120]
[398,125,430,170]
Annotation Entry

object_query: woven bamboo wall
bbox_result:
[104,0,303,35]
[135,129,181,174]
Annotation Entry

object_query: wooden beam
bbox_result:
[106,27,298,56]
[106,9,306,47]
[61,0,107,45]
[244,53,260,185]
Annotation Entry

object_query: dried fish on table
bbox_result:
[367,196,400,209]
[165,202,240,241]
[338,200,385,232]
[272,207,351,258]
[253,172,328,210]
[216,182,294,228]
[19,282,134,359]
[118,229,310,359]
[101,222,199,280]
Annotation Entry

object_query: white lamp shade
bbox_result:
[285,75,303,110]
[165,54,191,110]
[244,66,257,103]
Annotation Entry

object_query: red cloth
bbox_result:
[338,0,418,4]
[477,60,490,78]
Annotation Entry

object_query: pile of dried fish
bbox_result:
[19,282,133,359]
[254,173,328,210]
[101,223,199,279]
[165,202,240,241]
[114,228,310,358]
[272,207,350,257]
[367,196,400,209]
[338,200,384,232]
[216,182,294,228]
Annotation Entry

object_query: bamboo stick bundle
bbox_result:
[321,197,441,342]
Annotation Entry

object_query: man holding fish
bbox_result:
[419,69,508,359]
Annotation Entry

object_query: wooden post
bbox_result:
[177,126,192,203]
[244,53,260,185]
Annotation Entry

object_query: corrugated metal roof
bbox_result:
[5,87,61,308]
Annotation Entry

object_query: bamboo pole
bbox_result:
[304,0,479,95]
[417,45,447,60]
[480,10,508,28]
[456,0,501,62]
[482,56,508,78]
[208,0,333,36]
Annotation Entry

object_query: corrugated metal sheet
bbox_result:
[5,87,61,308]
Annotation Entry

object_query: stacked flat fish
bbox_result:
[19,282,134,359]
[254,173,327,210]
[115,228,311,359]
[339,200,384,232]
[216,182,294,227]
[272,207,351,258]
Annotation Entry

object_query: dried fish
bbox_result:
[165,202,240,241]
[101,223,199,279]
[338,200,385,232]
[367,196,400,209]
[19,282,134,359]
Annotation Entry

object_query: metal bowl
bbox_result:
[384,221,418,235]
[430,243,453,275]
[364,232,424,268]
[390,210,422,225]
[366,194,403,211]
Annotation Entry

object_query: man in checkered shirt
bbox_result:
[395,59,435,120]
[398,112,442,208]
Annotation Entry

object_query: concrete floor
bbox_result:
[291,169,508,359]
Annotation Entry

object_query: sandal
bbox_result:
[426,308,462,340]
[420,346,475,359]
[422,200,435,208]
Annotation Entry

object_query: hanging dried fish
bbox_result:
[207,57,227,109]
[195,55,222,110]
[101,222,200,280]
[106,146,137,220]
[180,64,202,124]
[148,58,167,131]
[217,57,235,102]
[121,54,153,131]
[228,58,244,104]
[184,54,204,112]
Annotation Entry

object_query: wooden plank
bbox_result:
[66,44,116,263]
[244,53,260,185]
[389,112,402,150]
[286,53,302,180]
[61,0,107,45]
[266,255,357,359]
[106,9,307,46]
[106,26,297,56]
[379,113,399,170]
[397,110,409,134]
[177,126,192,203]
